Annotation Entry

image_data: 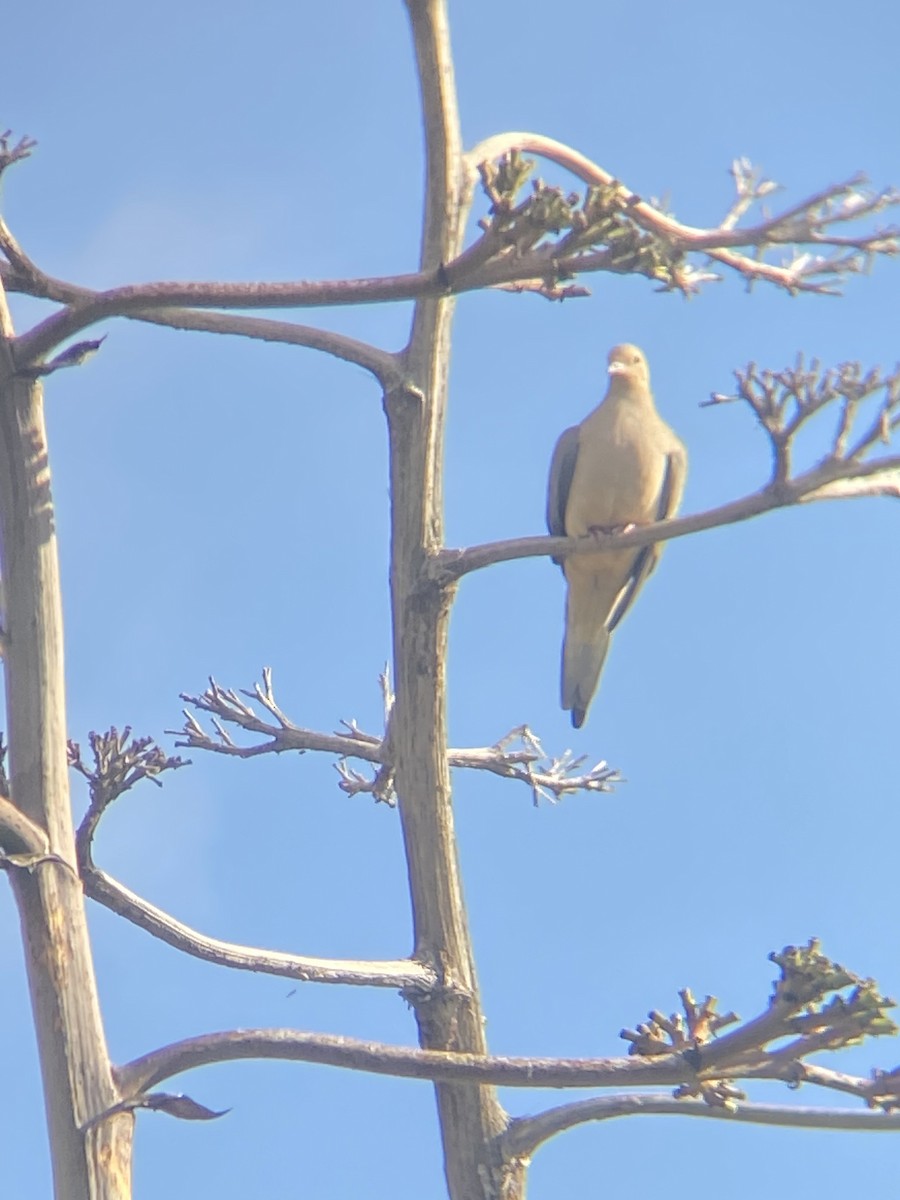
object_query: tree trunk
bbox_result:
[0,351,133,1199]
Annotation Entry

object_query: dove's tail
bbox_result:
[560,580,612,729]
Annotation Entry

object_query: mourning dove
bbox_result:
[546,344,687,727]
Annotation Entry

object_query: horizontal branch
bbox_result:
[443,734,618,804]
[176,677,620,802]
[4,144,895,362]
[81,863,434,990]
[1,252,621,361]
[503,1093,900,1158]
[0,265,403,382]
[430,454,900,584]
[114,1024,895,1104]
[4,267,430,365]
[114,943,900,1122]
[430,489,775,583]
[115,1028,701,1096]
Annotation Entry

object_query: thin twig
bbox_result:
[175,678,622,803]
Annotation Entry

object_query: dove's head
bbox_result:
[606,343,650,392]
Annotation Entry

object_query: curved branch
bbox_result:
[116,1028,694,1096]
[463,131,899,291]
[122,308,402,385]
[4,270,402,383]
[115,1025,899,1107]
[503,1093,900,1158]
[8,272,428,365]
[69,730,433,991]
[464,132,767,249]
[81,863,435,991]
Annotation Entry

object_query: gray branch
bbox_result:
[503,1094,900,1159]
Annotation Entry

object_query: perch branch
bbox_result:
[433,356,900,582]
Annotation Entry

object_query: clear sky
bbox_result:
[3,2,899,1196]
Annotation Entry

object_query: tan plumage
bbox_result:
[546,344,687,727]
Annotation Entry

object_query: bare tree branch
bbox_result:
[122,308,402,385]
[2,134,895,371]
[433,489,779,582]
[502,1094,900,1159]
[80,864,435,990]
[115,1027,694,1097]
[172,674,621,805]
[0,0,896,1181]
[112,1020,897,1103]
[0,250,404,383]
[463,132,899,293]
[496,966,900,1155]
[110,938,900,1161]
[68,726,435,990]
[0,130,37,177]
[5,153,894,367]
[432,356,900,583]
[428,470,900,583]
[2,267,431,366]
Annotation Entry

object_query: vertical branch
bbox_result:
[0,326,132,1197]
[390,3,519,1198]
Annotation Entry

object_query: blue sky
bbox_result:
[3,1,899,1196]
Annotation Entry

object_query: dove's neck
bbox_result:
[605,377,655,410]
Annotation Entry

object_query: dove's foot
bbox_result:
[588,522,637,537]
